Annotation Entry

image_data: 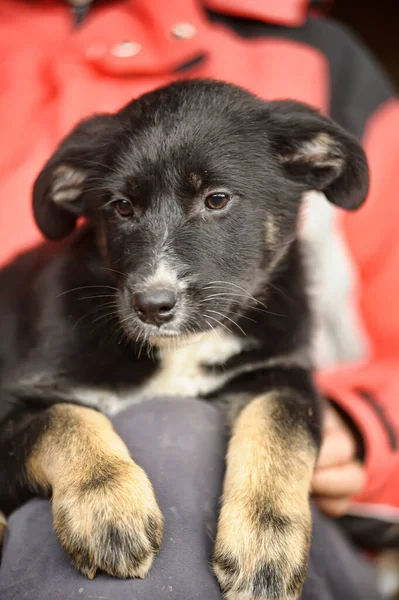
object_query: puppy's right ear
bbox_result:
[33,114,115,240]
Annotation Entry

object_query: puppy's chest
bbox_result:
[75,331,245,415]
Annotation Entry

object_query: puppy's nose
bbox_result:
[133,289,177,325]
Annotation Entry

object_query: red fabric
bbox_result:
[341,100,399,358]
[317,100,399,514]
[317,360,399,508]
[1,0,399,519]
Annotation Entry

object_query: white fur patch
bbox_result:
[144,260,188,293]
[290,133,343,169]
[52,165,86,204]
[265,215,278,248]
[300,190,370,368]
[146,329,244,398]
[145,261,178,288]
[68,328,245,414]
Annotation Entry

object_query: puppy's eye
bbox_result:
[205,193,231,210]
[115,199,134,218]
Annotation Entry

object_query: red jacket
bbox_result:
[1,0,399,547]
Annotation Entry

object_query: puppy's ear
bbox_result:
[265,101,369,210]
[33,114,115,240]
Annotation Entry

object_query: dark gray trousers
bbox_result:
[0,399,383,600]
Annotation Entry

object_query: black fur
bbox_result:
[0,80,368,587]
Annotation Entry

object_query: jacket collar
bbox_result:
[67,0,310,28]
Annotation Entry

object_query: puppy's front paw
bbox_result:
[213,499,311,600]
[52,459,163,579]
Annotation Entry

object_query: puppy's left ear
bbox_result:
[265,101,369,210]
[33,113,115,241]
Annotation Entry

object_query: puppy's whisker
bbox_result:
[71,302,120,331]
[138,335,147,359]
[147,337,156,360]
[91,311,120,325]
[199,294,256,323]
[206,309,247,337]
[75,295,117,301]
[204,319,222,340]
[57,285,118,298]
[116,316,148,348]
[199,292,258,309]
[115,324,131,347]
[72,306,114,326]
[117,314,134,325]
[204,313,233,336]
[100,267,127,278]
[199,292,249,302]
[87,302,119,312]
[200,293,283,318]
[205,319,214,332]
[88,315,122,338]
[252,306,286,318]
[204,281,254,293]
[228,312,256,324]
[203,281,269,311]
[266,280,293,304]
[201,286,255,302]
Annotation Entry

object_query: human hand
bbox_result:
[312,402,367,517]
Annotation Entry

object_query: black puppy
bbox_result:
[0,80,368,599]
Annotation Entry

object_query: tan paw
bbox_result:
[213,499,311,600]
[52,459,163,579]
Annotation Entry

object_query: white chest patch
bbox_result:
[145,330,244,398]
[70,329,245,415]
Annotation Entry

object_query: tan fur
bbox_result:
[189,172,203,190]
[214,394,316,600]
[375,550,399,597]
[27,403,163,579]
[265,216,279,249]
[284,133,343,170]
[0,510,7,545]
[51,165,86,203]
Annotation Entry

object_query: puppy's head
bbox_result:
[33,80,369,343]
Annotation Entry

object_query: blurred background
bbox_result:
[331,0,399,85]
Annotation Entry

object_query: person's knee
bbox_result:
[112,398,224,437]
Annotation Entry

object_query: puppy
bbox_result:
[0,79,368,599]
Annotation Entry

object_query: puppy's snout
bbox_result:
[132,289,177,326]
